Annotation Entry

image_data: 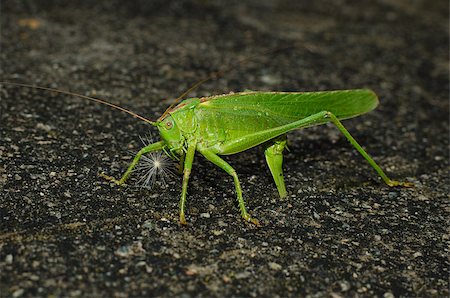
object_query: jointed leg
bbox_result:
[179,143,196,225]
[199,149,260,225]
[100,140,166,185]
[177,153,185,174]
[264,135,288,198]
[325,112,413,187]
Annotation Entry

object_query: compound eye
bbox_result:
[165,120,173,130]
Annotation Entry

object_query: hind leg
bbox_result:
[324,112,414,187]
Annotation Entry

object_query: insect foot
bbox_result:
[243,214,261,227]
[386,179,415,188]
[99,172,126,187]
[180,213,187,225]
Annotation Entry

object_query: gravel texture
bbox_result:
[1,1,449,297]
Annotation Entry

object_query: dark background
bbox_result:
[1,0,448,297]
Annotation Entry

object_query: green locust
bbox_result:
[1,83,413,225]
[104,89,413,225]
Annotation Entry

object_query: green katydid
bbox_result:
[1,82,413,226]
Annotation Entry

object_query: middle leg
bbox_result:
[199,148,260,225]
[179,143,196,225]
[264,134,288,198]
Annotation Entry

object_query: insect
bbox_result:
[1,75,413,225]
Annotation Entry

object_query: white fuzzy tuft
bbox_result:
[133,133,177,189]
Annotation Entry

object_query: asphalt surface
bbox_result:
[1,1,449,297]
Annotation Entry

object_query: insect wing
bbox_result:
[194,89,379,150]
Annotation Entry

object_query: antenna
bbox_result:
[158,45,295,120]
[0,82,157,126]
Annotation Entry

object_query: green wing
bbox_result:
[194,89,378,153]
[199,89,377,120]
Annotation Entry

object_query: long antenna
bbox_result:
[0,81,157,125]
[158,45,295,120]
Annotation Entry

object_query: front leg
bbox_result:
[100,140,166,185]
[179,142,197,225]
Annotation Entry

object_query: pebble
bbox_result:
[12,289,24,298]
[417,195,429,201]
[388,192,398,199]
[235,271,251,279]
[142,220,154,230]
[413,251,423,258]
[339,281,350,292]
[313,212,320,220]
[268,262,282,271]
[5,254,13,264]
[200,212,210,218]
[260,74,281,85]
[70,290,82,296]
[115,241,145,257]
[36,123,53,132]
[212,230,224,236]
